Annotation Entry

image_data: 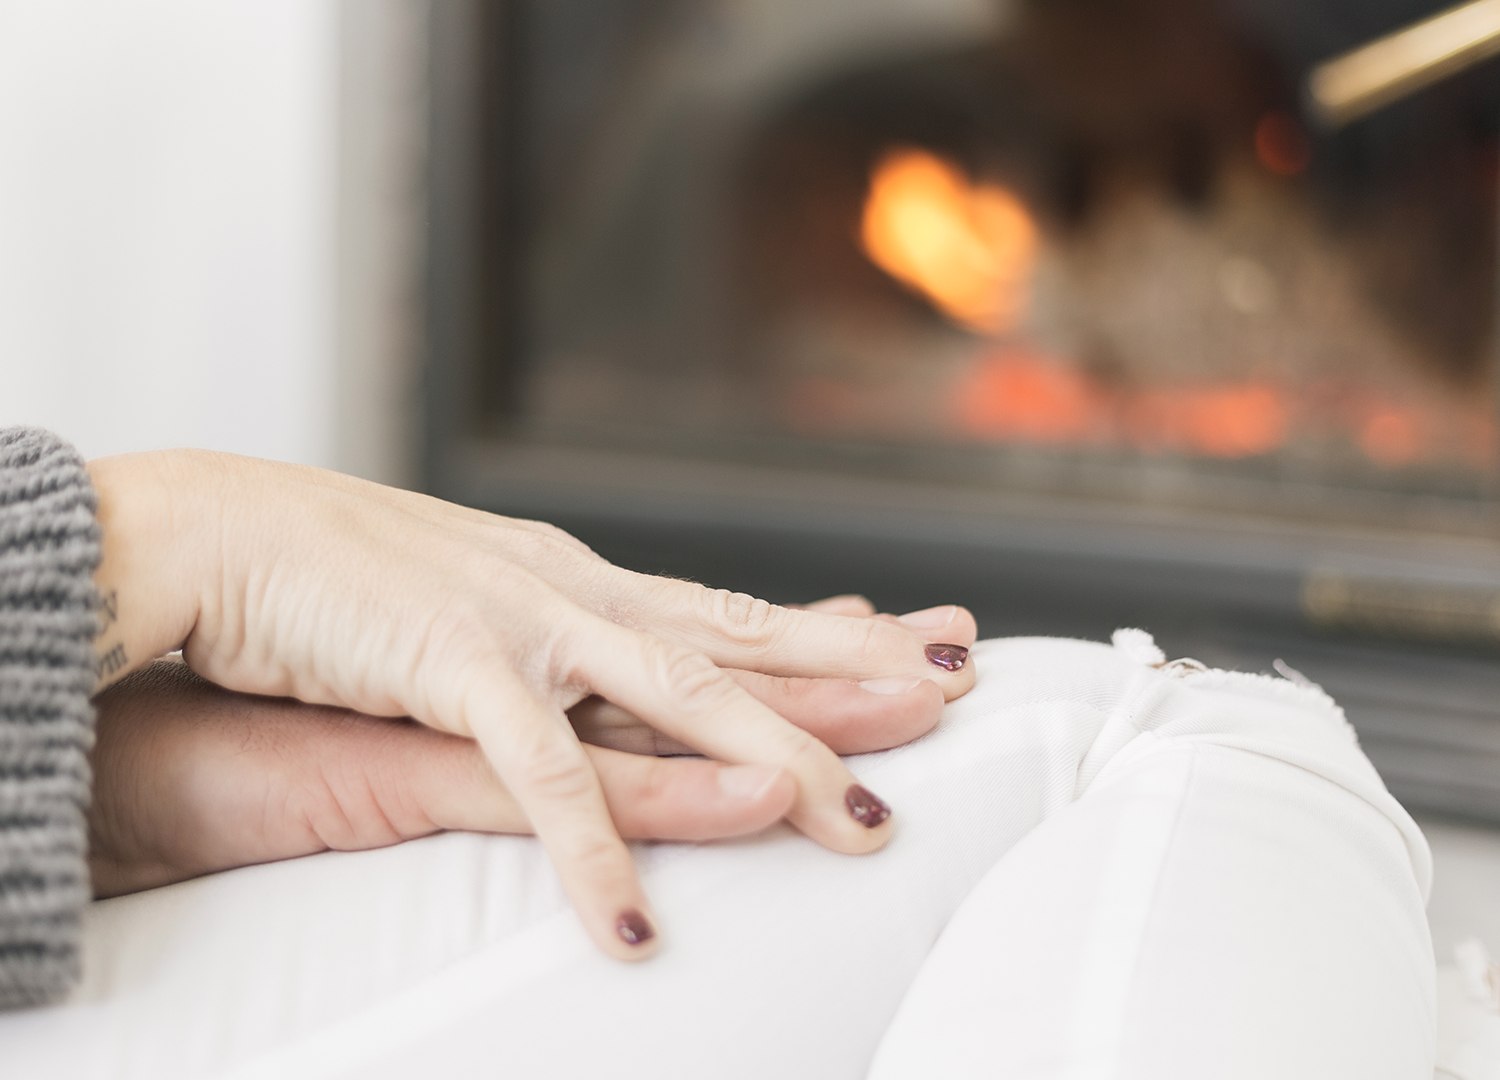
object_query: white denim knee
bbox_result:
[956,628,1431,901]
[869,630,1436,1080]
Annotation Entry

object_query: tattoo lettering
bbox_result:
[97,589,119,636]
[95,642,128,681]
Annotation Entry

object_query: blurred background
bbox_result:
[3,0,1499,958]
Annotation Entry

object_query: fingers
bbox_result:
[569,617,896,856]
[456,670,659,960]
[727,669,944,752]
[791,594,878,618]
[94,658,799,903]
[571,669,944,756]
[405,736,796,842]
[616,574,980,701]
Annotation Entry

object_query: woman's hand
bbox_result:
[86,452,977,957]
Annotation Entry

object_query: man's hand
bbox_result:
[88,661,802,897]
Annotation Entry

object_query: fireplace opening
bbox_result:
[503,0,1500,531]
[425,0,1500,819]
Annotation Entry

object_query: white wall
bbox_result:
[0,1,339,466]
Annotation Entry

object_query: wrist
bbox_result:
[87,452,208,693]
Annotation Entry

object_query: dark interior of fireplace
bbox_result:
[424,0,1500,820]
[505,0,1498,511]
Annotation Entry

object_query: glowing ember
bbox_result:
[1359,409,1422,467]
[1254,113,1312,177]
[959,353,1291,460]
[956,350,1104,444]
[860,147,1038,334]
[1173,383,1288,458]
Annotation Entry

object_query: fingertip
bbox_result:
[948,605,980,644]
[789,779,896,856]
[897,604,979,646]
[930,649,978,701]
[846,782,891,828]
[828,676,942,750]
[908,676,948,730]
[612,908,661,960]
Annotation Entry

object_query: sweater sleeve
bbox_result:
[0,428,101,1009]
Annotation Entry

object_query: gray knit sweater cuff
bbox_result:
[0,427,100,1009]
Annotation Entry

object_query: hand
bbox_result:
[570,594,963,756]
[86,452,978,957]
[88,660,801,897]
[90,606,960,898]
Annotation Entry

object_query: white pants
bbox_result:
[3,634,1435,1079]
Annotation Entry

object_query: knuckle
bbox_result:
[850,614,896,662]
[703,588,779,646]
[629,759,674,810]
[650,643,731,705]
[511,731,597,804]
[526,519,595,556]
[530,608,586,695]
[772,725,829,773]
[499,519,598,567]
[427,605,493,667]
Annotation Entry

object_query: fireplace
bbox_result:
[422,1,1500,819]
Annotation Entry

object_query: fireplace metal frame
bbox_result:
[421,1,1500,821]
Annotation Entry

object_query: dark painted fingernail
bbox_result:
[845,784,891,828]
[616,909,655,946]
[925,643,969,672]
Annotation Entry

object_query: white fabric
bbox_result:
[2,634,1435,1079]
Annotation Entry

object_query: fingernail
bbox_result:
[717,764,783,800]
[845,783,891,828]
[617,909,656,947]
[858,676,924,696]
[924,643,969,672]
[898,604,957,629]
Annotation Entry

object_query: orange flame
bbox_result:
[860,148,1038,334]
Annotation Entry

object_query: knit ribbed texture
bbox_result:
[0,428,100,1009]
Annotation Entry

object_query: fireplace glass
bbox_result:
[493,0,1500,530]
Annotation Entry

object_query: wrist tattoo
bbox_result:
[94,642,128,681]
[97,589,119,635]
[94,591,127,684]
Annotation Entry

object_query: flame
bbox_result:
[860,148,1038,334]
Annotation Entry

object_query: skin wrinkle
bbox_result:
[345,758,407,849]
[303,755,365,852]
[281,772,335,861]
[703,589,779,649]
[352,713,440,841]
